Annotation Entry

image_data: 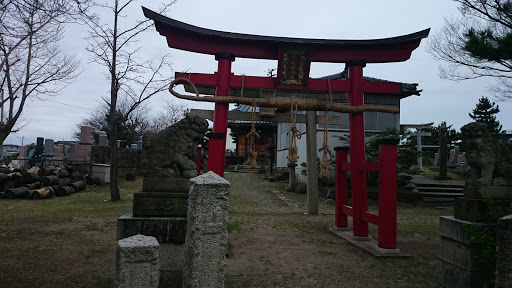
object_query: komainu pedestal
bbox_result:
[435,122,512,288]
[117,113,208,288]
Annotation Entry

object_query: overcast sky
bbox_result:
[5,0,512,145]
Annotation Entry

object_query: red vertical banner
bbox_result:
[335,147,349,228]
[377,139,399,249]
[348,60,369,238]
[207,53,235,177]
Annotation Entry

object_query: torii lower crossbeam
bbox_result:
[175,72,402,97]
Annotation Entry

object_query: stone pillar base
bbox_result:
[114,234,160,288]
[117,213,187,288]
[434,216,496,288]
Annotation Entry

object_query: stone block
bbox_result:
[439,216,494,244]
[143,178,189,192]
[439,237,493,271]
[133,192,189,217]
[117,213,187,243]
[159,243,185,288]
[183,171,230,288]
[454,197,512,222]
[435,216,496,288]
[98,131,108,147]
[496,215,512,288]
[435,260,490,288]
[464,185,512,200]
[80,125,92,144]
[117,214,187,288]
[114,234,160,288]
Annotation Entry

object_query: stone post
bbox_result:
[43,139,55,157]
[183,171,230,288]
[80,125,92,144]
[34,137,44,159]
[98,131,108,147]
[438,123,448,179]
[54,144,64,161]
[265,138,276,181]
[71,126,92,162]
[114,234,160,288]
[287,161,297,192]
[416,128,423,171]
[496,215,512,288]
[18,145,28,158]
[18,145,29,168]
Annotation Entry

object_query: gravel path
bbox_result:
[223,172,441,288]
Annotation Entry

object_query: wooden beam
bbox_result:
[176,72,402,97]
[172,78,400,114]
[189,109,341,124]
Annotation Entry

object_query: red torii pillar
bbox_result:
[208,53,235,177]
[347,60,369,238]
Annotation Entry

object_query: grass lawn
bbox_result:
[0,173,451,287]
[0,178,140,288]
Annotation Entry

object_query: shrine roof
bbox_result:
[143,7,429,63]
[228,105,276,125]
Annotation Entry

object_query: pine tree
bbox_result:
[428,1,512,100]
[469,96,503,136]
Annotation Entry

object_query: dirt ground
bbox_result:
[223,172,446,288]
[0,172,449,287]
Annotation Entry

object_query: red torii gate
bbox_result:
[143,7,429,251]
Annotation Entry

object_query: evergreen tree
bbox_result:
[415,122,461,146]
[469,96,503,136]
[428,1,512,100]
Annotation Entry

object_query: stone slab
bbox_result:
[158,243,185,288]
[464,185,512,200]
[117,214,187,288]
[436,216,496,288]
[117,213,187,243]
[454,197,512,222]
[159,270,183,288]
[330,227,409,257]
[439,216,495,244]
[435,259,491,288]
[439,236,495,271]
[133,192,188,217]
[496,215,512,288]
[143,178,189,192]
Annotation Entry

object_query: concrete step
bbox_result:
[421,198,455,206]
[419,192,463,198]
[412,181,464,205]
[235,169,259,173]
[417,186,463,193]
[414,182,464,189]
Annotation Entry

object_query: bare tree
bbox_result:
[149,100,186,133]
[75,98,155,145]
[74,103,109,143]
[86,0,175,201]
[427,0,512,100]
[0,0,90,144]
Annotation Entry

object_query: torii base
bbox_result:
[330,227,408,257]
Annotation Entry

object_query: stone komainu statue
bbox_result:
[461,122,512,187]
[141,113,208,179]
